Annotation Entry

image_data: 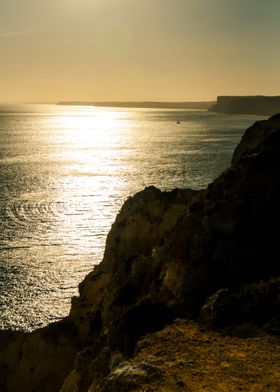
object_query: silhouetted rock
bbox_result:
[0,114,280,391]
[200,277,280,333]
[210,96,280,115]
[232,113,280,164]
[0,319,80,392]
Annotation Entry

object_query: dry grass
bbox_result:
[123,320,280,391]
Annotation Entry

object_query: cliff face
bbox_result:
[0,320,80,392]
[0,115,280,391]
[210,96,280,115]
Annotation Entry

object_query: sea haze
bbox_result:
[0,104,263,331]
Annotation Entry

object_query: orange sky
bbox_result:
[0,0,279,103]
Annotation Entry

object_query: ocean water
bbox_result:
[0,104,263,331]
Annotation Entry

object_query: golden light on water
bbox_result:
[0,104,259,330]
[52,107,130,141]
[43,106,135,265]
[47,107,134,171]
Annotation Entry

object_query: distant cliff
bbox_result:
[57,101,214,110]
[0,115,280,391]
[210,96,280,115]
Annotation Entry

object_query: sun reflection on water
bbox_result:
[42,106,135,271]
[0,106,139,330]
[47,107,134,173]
[0,105,258,330]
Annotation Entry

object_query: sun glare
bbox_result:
[45,106,134,177]
[55,108,124,138]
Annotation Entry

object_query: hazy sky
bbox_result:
[0,0,279,103]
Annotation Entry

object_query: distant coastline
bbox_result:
[209,95,280,116]
[57,96,280,115]
[57,101,214,110]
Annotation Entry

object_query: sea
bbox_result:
[0,104,264,331]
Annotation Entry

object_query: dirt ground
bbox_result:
[112,319,280,392]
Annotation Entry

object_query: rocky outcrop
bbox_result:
[210,96,280,115]
[200,277,280,333]
[0,114,280,391]
[232,113,280,164]
[0,319,80,392]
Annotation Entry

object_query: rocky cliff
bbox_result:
[210,96,280,115]
[0,115,280,391]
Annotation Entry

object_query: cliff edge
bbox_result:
[0,115,280,391]
[210,96,280,116]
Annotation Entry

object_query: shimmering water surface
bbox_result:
[0,104,262,330]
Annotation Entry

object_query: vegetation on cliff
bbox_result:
[97,319,280,391]
[0,114,280,391]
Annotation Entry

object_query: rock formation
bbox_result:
[210,96,280,115]
[0,114,280,391]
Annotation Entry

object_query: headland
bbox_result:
[210,95,280,116]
